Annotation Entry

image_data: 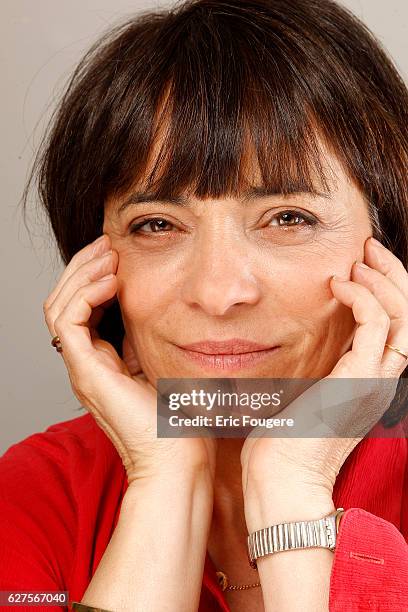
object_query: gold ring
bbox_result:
[384,343,408,359]
[51,335,63,353]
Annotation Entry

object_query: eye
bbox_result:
[129,217,176,235]
[128,210,318,237]
[267,210,318,228]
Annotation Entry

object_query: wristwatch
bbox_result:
[247,507,345,569]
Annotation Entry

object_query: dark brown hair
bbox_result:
[22,0,408,426]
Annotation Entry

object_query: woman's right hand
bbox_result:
[43,233,217,486]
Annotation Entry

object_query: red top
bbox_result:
[0,412,407,610]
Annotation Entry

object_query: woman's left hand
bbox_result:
[241,236,408,528]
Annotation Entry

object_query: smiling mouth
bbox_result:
[177,345,280,371]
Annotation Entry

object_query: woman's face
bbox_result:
[103,145,372,384]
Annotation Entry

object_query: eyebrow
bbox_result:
[116,185,332,216]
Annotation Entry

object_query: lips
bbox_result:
[176,338,281,371]
[177,340,280,372]
[179,338,278,354]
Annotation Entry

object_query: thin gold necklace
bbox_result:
[216,570,261,591]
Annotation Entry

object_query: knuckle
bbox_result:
[75,285,89,302]
[43,307,55,329]
[370,278,386,295]
[355,283,370,298]
[394,312,408,325]
[53,313,65,333]
[378,257,393,274]
[377,309,390,327]
[43,299,52,314]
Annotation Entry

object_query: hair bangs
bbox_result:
[106,7,336,204]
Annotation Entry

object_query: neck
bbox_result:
[213,437,244,517]
[207,438,251,576]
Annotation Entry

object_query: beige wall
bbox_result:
[1,0,407,453]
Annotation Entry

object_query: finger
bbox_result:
[329,277,390,373]
[53,275,117,370]
[44,234,110,311]
[351,261,408,321]
[122,334,142,376]
[89,295,118,330]
[351,262,408,372]
[364,237,408,298]
[44,250,117,338]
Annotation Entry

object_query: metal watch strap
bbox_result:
[247,507,345,569]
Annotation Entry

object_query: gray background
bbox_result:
[1,1,407,454]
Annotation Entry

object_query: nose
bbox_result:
[181,231,262,316]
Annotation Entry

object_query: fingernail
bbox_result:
[354,261,370,269]
[331,275,348,282]
[370,237,385,249]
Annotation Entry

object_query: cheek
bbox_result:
[282,272,334,324]
[272,253,350,329]
[298,260,356,342]
[116,255,174,325]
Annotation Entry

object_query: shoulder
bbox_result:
[0,412,126,586]
[0,411,117,472]
[0,410,125,525]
